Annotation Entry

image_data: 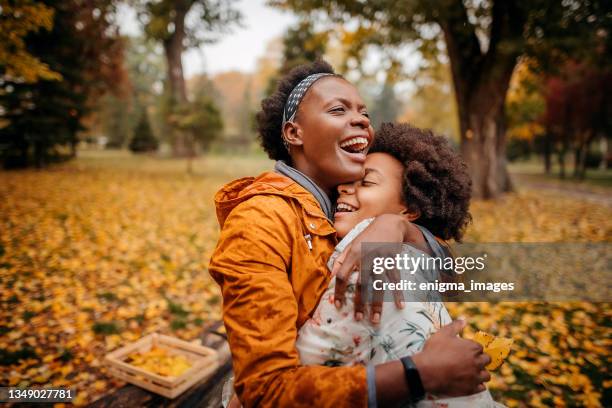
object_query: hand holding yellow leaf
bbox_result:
[472,331,513,370]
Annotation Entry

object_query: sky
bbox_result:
[116,0,297,77]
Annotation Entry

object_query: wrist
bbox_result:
[411,351,437,394]
[400,356,425,402]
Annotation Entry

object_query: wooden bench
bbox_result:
[92,321,232,407]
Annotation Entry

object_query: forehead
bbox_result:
[302,76,364,106]
[365,153,404,178]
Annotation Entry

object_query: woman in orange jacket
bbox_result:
[209,60,490,407]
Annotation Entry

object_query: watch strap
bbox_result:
[400,356,426,402]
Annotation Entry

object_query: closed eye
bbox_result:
[330,106,346,113]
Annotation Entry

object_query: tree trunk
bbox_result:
[543,132,552,174]
[459,105,512,199]
[452,73,515,199]
[163,1,190,157]
[558,141,567,179]
[440,1,524,199]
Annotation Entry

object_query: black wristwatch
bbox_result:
[400,356,426,402]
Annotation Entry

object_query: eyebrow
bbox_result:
[326,97,367,110]
[364,168,381,176]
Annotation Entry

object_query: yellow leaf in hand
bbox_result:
[473,331,495,348]
[472,331,513,370]
[485,337,513,370]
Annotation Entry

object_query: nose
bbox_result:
[350,110,371,129]
[337,182,356,195]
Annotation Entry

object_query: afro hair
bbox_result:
[370,123,472,241]
[256,59,336,162]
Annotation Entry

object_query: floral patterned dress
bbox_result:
[296,218,502,408]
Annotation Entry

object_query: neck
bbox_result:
[291,156,332,196]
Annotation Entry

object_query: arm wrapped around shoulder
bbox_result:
[209,195,367,408]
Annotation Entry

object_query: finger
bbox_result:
[438,319,466,336]
[354,272,365,321]
[476,353,492,368]
[334,248,360,308]
[475,383,486,393]
[370,298,383,325]
[478,369,491,383]
[471,340,485,355]
[393,288,404,309]
[331,248,349,277]
[334,273,347,309]
[386,264,404,309]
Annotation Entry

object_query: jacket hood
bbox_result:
[214,171,327,228]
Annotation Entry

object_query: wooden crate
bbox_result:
[104,333,219,399]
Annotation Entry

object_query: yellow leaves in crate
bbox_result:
[127,347,192,377]
[472,331,513,370]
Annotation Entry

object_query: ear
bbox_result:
[282,122,304,148]
[400,208,420,222]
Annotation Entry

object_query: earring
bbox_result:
[282,136,291,152]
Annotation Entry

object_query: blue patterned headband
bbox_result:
[282,72,335,129]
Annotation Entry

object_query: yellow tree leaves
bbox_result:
[0,0,62,83]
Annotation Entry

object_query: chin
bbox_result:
[333,220,350,239]
[336,167,365,185]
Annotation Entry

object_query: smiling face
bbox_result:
[283,76,374,194]
[334,152,410,238]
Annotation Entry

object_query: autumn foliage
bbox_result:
[0,153,609,406]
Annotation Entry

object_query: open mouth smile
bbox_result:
[339,136,369,154]
[336,202,358,213]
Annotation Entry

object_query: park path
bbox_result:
[512,174,612,207]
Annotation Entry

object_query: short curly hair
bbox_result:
[370,123,472,241]
[256,60,337,162]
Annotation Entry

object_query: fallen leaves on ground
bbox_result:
[0,154,609,406]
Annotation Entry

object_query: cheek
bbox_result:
[356,189,386,217]
[358,187,402,216]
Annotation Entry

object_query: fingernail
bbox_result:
[335,300,342,309]
[355,312,363,321]
[372,313,380,324]
[399,300,405,309]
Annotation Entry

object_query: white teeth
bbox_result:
[336,203,357,212]
[340,137,368,149]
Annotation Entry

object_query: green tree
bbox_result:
[129,110,158,152]
[272,0,608,198]
[0,0,125,168]
[170,77,223,171]
[133,0,241,157]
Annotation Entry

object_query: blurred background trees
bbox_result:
[0,0,609,196]
[133,0,241,158]
[0,0,125,168]
[271,0,610,198]
[129,110,158,153]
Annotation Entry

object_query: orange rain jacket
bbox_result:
[208,172,367,408]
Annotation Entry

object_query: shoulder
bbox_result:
[230,194,298,223]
